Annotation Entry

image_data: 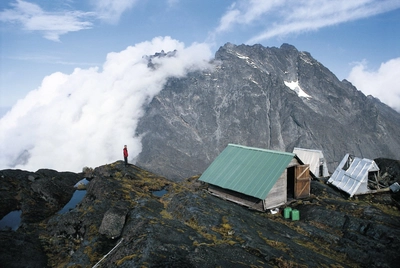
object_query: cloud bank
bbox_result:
[347,58,400,112]
[0,37,212,171]
[214,0,400,43]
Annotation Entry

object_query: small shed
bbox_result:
[327,154,380,197]
[293,147,329,178]
[199,144,311,211]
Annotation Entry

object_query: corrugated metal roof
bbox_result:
[199,144,295,200]
[293,147,329,178]
[328,154,380,197]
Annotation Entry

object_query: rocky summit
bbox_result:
[1,161,400,267]
[135,43,400,180]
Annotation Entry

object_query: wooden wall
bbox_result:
[263,169,287,209]
[208,185,264,211]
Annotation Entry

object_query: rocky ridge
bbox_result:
[1,161,400,267]
[135,43,400,180]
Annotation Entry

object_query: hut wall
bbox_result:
[263,170,287,209]
[208,185,264,211]
[287,158,301,168]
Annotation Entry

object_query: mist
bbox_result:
[0,37,212,172]
[347,58,400,113]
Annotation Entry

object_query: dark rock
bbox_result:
[1,161,400,267]
[0,169,82,223]
[135,43,400,180]
[0,231,47,268]
[99,206,128,238]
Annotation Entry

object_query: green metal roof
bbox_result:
[199,144,295,200]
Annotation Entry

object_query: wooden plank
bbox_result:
[295,165,310,199]
[208,185,264,211]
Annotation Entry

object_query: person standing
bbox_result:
[123,145,128,166]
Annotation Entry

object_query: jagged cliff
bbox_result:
[135,43,400,180]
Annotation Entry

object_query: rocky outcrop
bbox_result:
[0,231,48,268]
[135,43,400,180]
[0,168,82,267]
[99,206,129,238]
[1,161,400,267]
[0,169,82,223]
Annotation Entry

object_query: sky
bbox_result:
[0,0,399,172]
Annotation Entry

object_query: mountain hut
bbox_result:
[293,147,329,178]
[199,144,311,211]
[327,154,380,197]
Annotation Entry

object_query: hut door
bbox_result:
[294,165,310,199]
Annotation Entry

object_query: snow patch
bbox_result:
[234,52,249,60]
[300,52,314,65]
[284,81,311,99]
[232,52,260,69]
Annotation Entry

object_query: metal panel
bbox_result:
[199,144,295,200]
[293,147,329,177]
[328,154,380,197]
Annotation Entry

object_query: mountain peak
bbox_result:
[135,43,400,180]
[280,43,298,51]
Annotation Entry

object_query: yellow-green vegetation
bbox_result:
[187,215,242,247]
[371,203,400,216]
[115,254,137,266]
[293,239,357,267]
[272,256,308,268]
[257,231,290,253]
[186,217,218,243]
[328,264,346,268]
[84,244,102,263]
[39,233,72,267]
[88,224,98,237]
[269,216,309,237]
[160,209,173,219]
[308,221,343,237]
[114,171,123,179]
[211,216,234,239]
[79,205,95,215]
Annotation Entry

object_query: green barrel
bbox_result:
[284,207,292,219]
[291,209,300,221]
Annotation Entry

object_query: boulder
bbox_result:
[99,206,128,239]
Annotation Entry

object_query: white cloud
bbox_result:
[90,0,137,24]
[0,0,137,41]
[0,0,94,41]
[166,0,180,8]
[347,58,400,112]
[0,36,212,172]
[213,0,400,43]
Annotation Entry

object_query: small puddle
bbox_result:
[58,190,87,214]
[0,210,22,231]
[74,178,90,189]
[152,188,168,197]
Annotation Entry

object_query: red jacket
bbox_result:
[123,148,128,158]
